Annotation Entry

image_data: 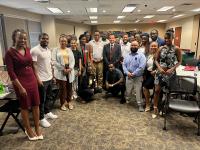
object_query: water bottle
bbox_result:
[0,81,5,94]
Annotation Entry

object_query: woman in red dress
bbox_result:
[5,29,42,140]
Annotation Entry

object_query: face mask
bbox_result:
[123,41,128,44]
[131,48,138,53]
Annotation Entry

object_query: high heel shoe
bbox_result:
[25,130,38,141]
[152,107,158,119]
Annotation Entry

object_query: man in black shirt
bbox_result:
[105,63,126,104]
[78,62,97,103]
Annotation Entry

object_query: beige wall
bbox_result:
[55,19,91,46]
[96,23,166,38]
[166,16,194,50]
[4,17,28,48]
[192,15,200,57]
[0,5,41,22]
[41,16,57,48]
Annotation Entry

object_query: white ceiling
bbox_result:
[0,0,200,24]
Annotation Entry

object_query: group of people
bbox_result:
[4,28,181,141]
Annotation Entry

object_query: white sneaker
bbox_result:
[40,118,51,128]
[61,105,67,111]
[73,94,78,99]
[45,112,58,119]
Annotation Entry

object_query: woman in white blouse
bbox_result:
[143,42,158,113]
[52,35,75,111]
[138,33,150,56]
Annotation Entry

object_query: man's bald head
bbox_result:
[130,41,139,53]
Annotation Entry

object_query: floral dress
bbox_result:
[154,45,178,87]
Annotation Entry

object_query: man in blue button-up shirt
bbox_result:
[123,41,146,112]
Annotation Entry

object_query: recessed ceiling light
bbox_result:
[114,20,121,23]
[89,16,98,19]
[86,8,98,13]
[157,6,174,11]
[191,8,200,12]
[137,9,141,12]
[34,0,49,2]
[91,20,97,24]
[122,5,136,13]
[67,10,70,13]
[117,16,125,19]
[135,19,140,23]
[157,20,167,22]
[144,15,155,18]
[173,14,184,18]
[47,7,63,14]
[102,10,106,13]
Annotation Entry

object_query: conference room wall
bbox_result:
[0,5,42,50]
[55,19,91,47]
[191,15,200,54]
[166,16,194,50]
[4,17,29,49]
[0,5,41,22]
[96,23,166,38]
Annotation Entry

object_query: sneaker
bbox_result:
[40,118,51,128]
[139,105,144,112]
[120,98,126,104]
[73,94,78,99]
[61,105,67,111]
[45,112,58,119]
[68,103,74,110]
[152,114,157,119]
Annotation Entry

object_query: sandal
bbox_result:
[152,107,158,119]
[145,106,150,112]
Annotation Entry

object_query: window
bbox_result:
[27,21,42,48]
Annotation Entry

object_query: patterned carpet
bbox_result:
[0,92,200,150]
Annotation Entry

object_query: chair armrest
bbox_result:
[197,92,200,107]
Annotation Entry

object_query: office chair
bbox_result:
[185,58,199,66]
[163,75,200,135]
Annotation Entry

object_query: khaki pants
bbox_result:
[93,62,103,87]
[125,76,143,106]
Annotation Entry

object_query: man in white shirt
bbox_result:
[31,33,58,128]
[121,33,131,60]
[89,31,104,89]
[101,31,109,46]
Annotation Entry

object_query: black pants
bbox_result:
[39,80,52,120]
[79,89,94,102]
[107,84,125,99]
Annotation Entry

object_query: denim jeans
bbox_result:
[39,80,52,120]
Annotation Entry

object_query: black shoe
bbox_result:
[120,98,126,104]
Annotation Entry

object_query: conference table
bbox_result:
[176,65,200,91]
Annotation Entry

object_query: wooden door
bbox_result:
[174,27,182,47]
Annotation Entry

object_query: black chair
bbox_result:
[163,75,200,135]
[0,99,25,136]
[49,84,59,109]
[184,58,199,66]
